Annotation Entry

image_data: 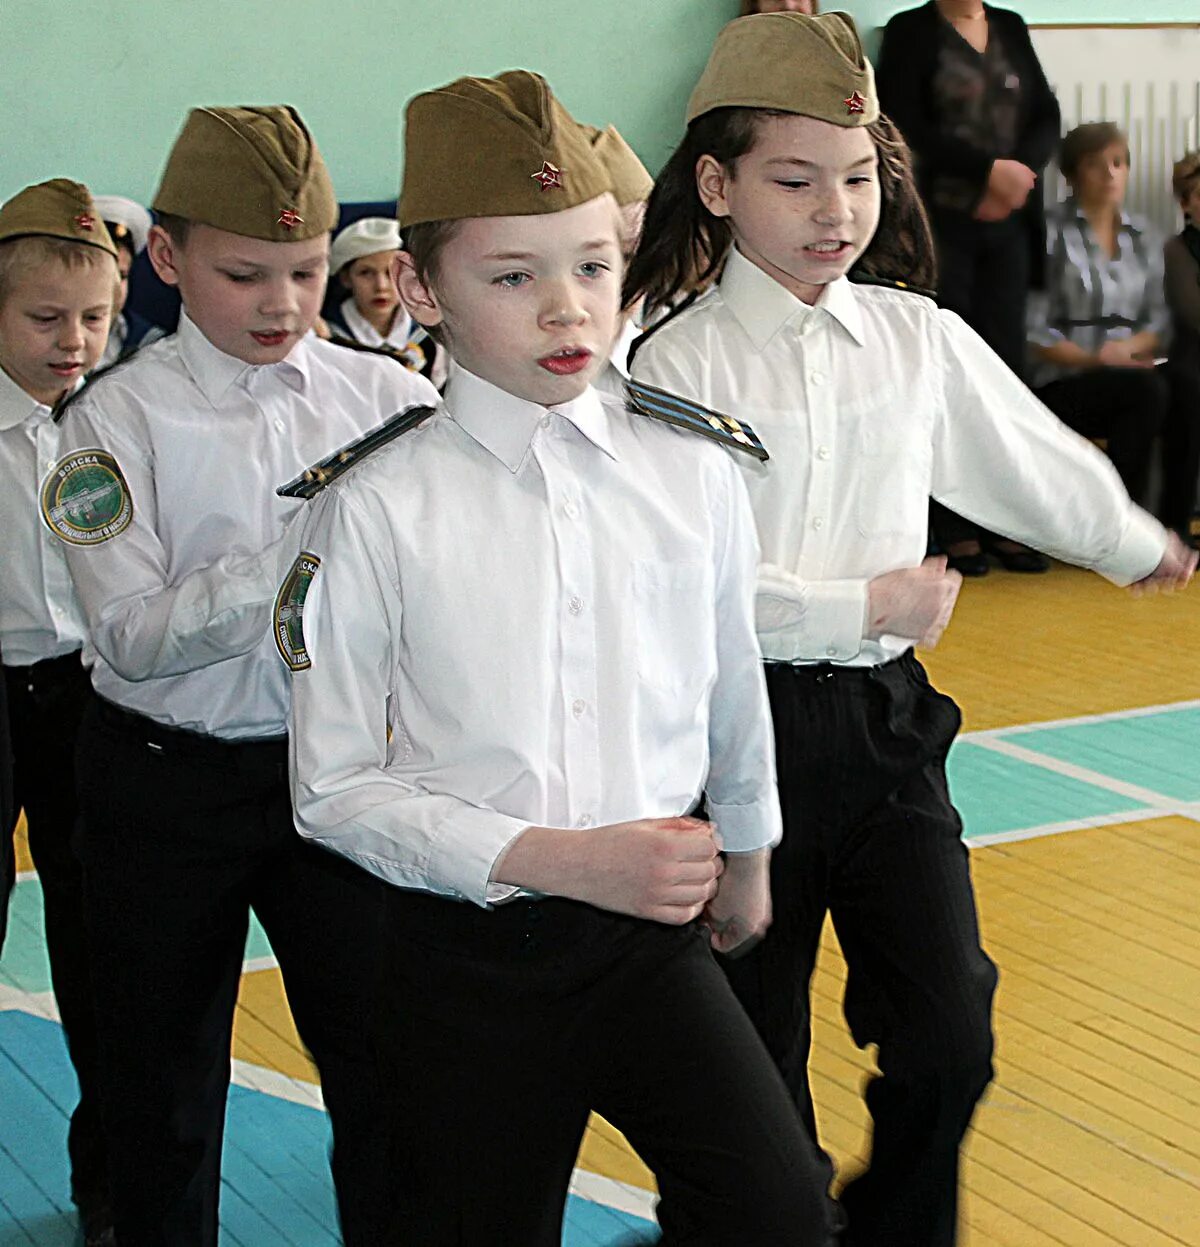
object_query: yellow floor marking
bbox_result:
[921,563,1200,731]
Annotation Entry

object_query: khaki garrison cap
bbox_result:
[153,105,337,242]
[687,11,879,128]
[398,71,612,228]
[584,125,653,207]
[0,179,118,257]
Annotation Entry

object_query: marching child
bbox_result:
[0,179,119,1247]
[283,70,837,1245]
[45,106,438,1246]
[625,12,1195,1246]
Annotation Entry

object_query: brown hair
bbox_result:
[154,212,192,247]
[623,107,935,312]
[1173,151,1200,206]
[0,235,119,306]
[1059,122,1129,183]
[739,1,819,13]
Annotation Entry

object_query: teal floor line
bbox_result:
[1006,706,1200,803]
[946,739,1144,838]
[0,1012,656,1245]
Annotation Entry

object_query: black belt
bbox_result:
[91,694,288,764]
[3,649,85,690]
[1056,314,1139,330]
[764,650,914,685]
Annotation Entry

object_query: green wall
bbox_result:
[0,1,1193,204]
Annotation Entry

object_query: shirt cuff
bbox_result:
[1093,506,1169,586]
[426,806,533,908]
[707,794,782,853]
[756,573,869,663]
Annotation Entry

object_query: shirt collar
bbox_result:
[443,364,619,473]
[1066,195,1140,235]
[176,308,310,406]
[0,364,57,431]
[719,246,865,349]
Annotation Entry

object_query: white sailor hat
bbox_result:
[329,217,402,275]
[91,195,152,253]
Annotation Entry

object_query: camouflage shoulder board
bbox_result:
[625,377,768,462]
[277,404,436,500]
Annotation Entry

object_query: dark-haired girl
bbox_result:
[627,12,1193,1246]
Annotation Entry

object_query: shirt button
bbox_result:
[812,517,824,531]
[568,595,584,615]
[572,698,587,718]
[817,445,831,461]
[274,418,286,433]
[541,415,553,430]
[564,500,580,520]
[810,370,827,386]
[826,646,838,657]
[576,814,594,828]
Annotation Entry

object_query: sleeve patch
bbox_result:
[274,552,321,672]
[39,448,133,545]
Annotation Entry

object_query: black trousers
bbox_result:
[3,654,109,1221]
[722,655,998,1247]
[75,695,392,1247]
[377,889,840,1246]
[1035,364,1200,531]
[930,213,1031,550]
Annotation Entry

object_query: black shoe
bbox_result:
[946,549,990,577]
[986,541,1048,573]
[80,1204,116,1247]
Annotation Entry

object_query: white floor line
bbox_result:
[0,985,58,1020]
[568,1167,658,1222]
[229,1058,325,1110]
[14,870,37,885]
[967,736,1178,808]
[959,697,1200,741]
[241,955,279,975]
[965,807,1172,849]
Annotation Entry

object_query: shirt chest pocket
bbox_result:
[854,399,933,540]
[631,560,716,693]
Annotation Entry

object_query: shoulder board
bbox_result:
[624,377,768,462]
[52,355,140,425]
[325,333,410,362]
[626,290,700,370]
[849,274,938,301]
[276,404,436,500]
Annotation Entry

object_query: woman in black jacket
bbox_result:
[879,1,1061,575]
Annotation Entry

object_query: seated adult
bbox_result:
[1164,152,1200,534]
[1029,123,1200,537]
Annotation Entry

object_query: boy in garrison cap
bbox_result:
[0,179,120,1247]
[282,71,837,1244]
[44,107,438,1247]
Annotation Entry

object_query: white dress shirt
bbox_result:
[52,310,438,737]
[0,368,88,665]
[632,246,1167,668]
[288,365,780,907]
[338,297,417,353]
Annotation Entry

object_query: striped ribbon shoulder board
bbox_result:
[624,377,768,462]
[277,404,436,500]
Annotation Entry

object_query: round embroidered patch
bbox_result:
[40,448,133,545]
[275,552,321,672]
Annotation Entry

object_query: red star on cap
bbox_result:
[530,161,565,192]
[73,213,95,231]
[844,90,867,116]
[278,207,304,231]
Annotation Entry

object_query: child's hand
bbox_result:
[866,556,963,648]
[703,847,772,957]
[495,817,723,923]
[1131,532,1197,595]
